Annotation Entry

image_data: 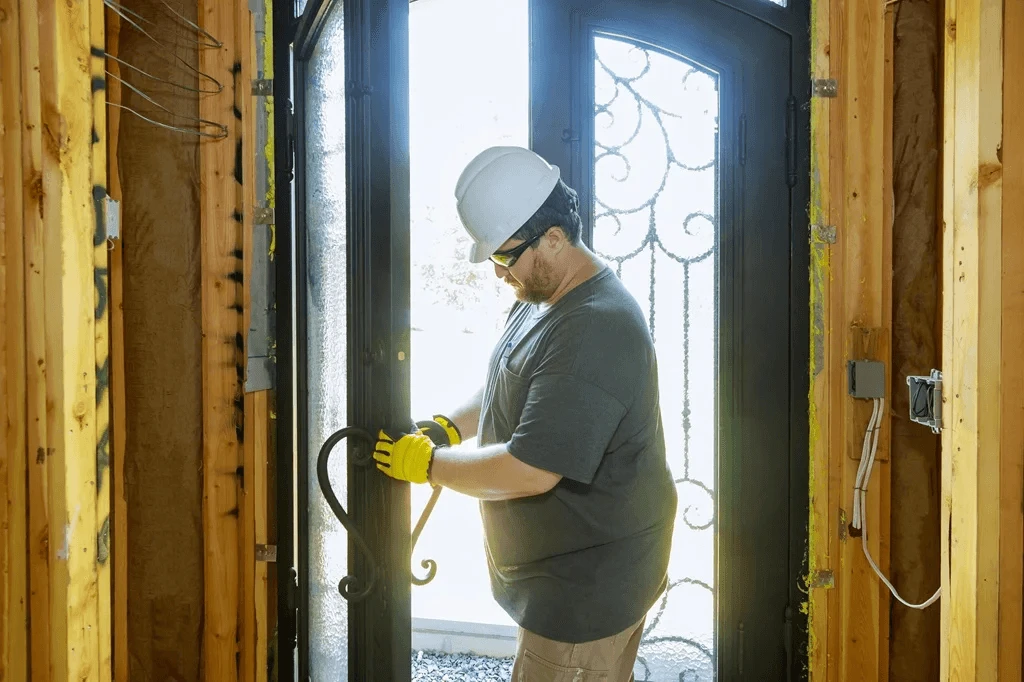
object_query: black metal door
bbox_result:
[277,0,413,679]
[530,0,810,679]
[274,0,809,678]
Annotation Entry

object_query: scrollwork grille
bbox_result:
[592,34,719,681]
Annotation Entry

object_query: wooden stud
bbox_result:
[90,0,111,674]
[200,0,243,677]
[942,0,983,676]
[975,0,1003,675]
[999,0,1024,678]
[240,2,258,679]
[22,0,52,675]
[833,0,893,677]
[39,0,103,678]
[104,5,129,681]
[1,0,29,678]
[807,0,832,671]
[939,0,956,677]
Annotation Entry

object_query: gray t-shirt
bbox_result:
[477,266,677,643]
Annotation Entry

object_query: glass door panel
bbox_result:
[303,3,350,678]
[408,0,526,646]
[591,35,719,681]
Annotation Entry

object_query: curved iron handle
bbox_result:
[316,426,378,602]
[410,484,443,585]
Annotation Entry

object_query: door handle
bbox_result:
[411,484,442,585]
[316,426,378,602]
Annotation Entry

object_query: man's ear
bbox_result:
[546,225,569,254]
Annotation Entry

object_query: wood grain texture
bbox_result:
[944,0,982,674]
[41,0,103,678]
[975,0,1002,676]
[240,4,258,680]
[199,0,244,677]
[833,0,893,677]
[939,0,956,677]
[999,0,1024,677]
[807,0,833,674]
[90,0,111,677]
[24,0,53,675]
[104,7,129,680]
[1,0,29,677]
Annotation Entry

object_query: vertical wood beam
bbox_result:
[998,0,1024,677]
[0,0,29,677]
[808,0,833,674]
[103,6,129,681]
[239,4,258,680]
[26,0,52,674]
[940,0,1005,678]
[200,0,244,677]
[832,0,894,677]
[89,0,111,677]
[39,0,103,678]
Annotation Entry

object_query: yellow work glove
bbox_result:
[414,414,462,447]
[374,429,436,484]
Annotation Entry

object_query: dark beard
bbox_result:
[511,259,556,304]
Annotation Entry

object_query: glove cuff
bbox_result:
[432,414,462,446]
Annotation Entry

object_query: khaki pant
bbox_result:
[510,617,645,682]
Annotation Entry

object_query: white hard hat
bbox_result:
[455,146,561,263]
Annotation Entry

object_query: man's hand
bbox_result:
[373,429,436,484]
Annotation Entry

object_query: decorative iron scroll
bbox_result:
[316,427,379,602]
[593,35,719,680]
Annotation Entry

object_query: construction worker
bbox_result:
[374,146,677,681]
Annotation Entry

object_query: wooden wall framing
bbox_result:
[940,0,1024,678]
[808,0,896,677]
[1,0,110,679]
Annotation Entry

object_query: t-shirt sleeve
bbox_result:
[507,373,627,485]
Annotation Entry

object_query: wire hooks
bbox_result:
[103,0,231,139]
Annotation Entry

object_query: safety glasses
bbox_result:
[488,232,543,269]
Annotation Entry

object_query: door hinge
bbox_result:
[285,98,295,182]
[784,605,794,681]
[812,224,837,244]
[254,207,275,225]
[737,622,745,676]
[812,78,838,98]
[256,543,277,562]
[786,95,797,188]
[252,78,274,96]
[738,115,747,165]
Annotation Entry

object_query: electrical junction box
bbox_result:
[848,360,885,399]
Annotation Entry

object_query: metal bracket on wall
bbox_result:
[103,195,121,241]
[251,78,273,96]
[812,224,837,244]
[811,78,838,98]
[254,206,275,225]
[809,570,835,589]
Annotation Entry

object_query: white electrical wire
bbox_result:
[852,397,941,610]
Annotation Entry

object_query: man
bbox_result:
[374,146,677,681]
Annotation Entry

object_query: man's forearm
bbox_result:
[429,442,561,501]
[443,386,483,441]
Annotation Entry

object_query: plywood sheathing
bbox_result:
[889,1,943,679]
[118,0,204,676]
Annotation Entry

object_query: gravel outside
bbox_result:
[412,650,515,682]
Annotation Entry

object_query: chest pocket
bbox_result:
[492,359,531,441]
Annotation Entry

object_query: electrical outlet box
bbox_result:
[848,360,885,399]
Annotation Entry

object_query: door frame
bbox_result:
[276,0,413,679]
[272,0,810,678]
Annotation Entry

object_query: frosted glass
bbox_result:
[407,0,526,631]
[592,36,719,682]
[305,4,349,680]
